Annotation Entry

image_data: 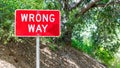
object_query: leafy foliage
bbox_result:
[0,0,44,44]
[72,4,120,66]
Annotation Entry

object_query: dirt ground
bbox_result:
[0,39,106,68]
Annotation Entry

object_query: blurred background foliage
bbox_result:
[0,0,120,67]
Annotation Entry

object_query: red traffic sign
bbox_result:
[15,10,60,37]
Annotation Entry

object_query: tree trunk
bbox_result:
[62,29,72,44]
[54,26,73,45]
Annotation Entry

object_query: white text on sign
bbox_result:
[21,13,55,33]
[21,14,55,22]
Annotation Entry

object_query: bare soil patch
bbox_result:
[0,40,106,68]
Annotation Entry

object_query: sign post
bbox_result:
[15,10,60,68]
[36,37,40,68]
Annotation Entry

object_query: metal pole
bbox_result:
[36,37,40,68]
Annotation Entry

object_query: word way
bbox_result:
[28,24,48,33]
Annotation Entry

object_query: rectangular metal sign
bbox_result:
[15,10,60,37]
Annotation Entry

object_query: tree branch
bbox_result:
[63,0,69,12]
[69,0,83,11]
[75,0,100,18]
[105,0,120,7]
[94,0,120,7]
